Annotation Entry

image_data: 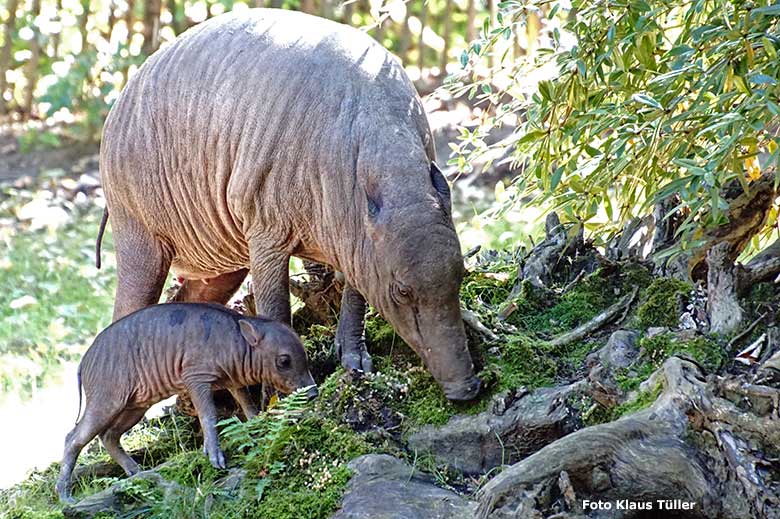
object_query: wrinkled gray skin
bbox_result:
[55,303,316,503]
[97,8,480,400]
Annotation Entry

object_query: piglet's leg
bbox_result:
[99,407,148,476]
[55,406,117,502]
[186,380,226,469]
[228,387,259,419]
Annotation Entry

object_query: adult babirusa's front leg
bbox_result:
[185,379,226,469]
[336,284,372,372]
[247,236,292,324]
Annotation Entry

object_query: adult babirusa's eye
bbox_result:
[366,189,381,218]
[391,282,413,304]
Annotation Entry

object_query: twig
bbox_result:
[615,285,639,325]
[547,287,639,348]
[464,245,482,260]
[727,312,767,353]
[558,270,585,294]
[461,307,499,342]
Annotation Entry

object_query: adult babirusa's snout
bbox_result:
[423,335,481,401]
[402,306,481,402]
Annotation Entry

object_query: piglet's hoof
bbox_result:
[55,480,74,504]
[208,448,227,470]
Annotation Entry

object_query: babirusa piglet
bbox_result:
[55,303,316,502]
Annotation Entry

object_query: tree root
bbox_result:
[289,261,344,327]
[476,357,780,518]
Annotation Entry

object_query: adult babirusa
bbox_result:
[96,8,480,400]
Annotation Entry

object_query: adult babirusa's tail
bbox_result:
[96,209,109,269]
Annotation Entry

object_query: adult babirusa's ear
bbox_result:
[239,319,264,345]
[430,162,452,214]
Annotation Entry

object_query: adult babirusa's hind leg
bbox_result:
[99,407,149,476]
[111,209,172,321]
[336,284,372,372]
[55,405,120,503]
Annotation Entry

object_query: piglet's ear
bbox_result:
[239,320,264,345]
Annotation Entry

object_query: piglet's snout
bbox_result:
[306,385,319,400]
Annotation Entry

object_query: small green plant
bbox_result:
[220,386,312,470]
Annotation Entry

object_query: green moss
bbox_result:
[506,270,620,335]
[396,365,456,427]
[615,332,725,392]
[496,334,557,389]
[583,381,664,426]
[635,278,691,329]
[156,451,221,487]
[610,383,663,419]
[641,333,725,371]
[301,324,338,383]
[748,281,776,303]
[249,416,372,519]
[460,272,516,311]
[620,262,654,291]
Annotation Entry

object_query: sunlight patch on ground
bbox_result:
[0,362,176,490]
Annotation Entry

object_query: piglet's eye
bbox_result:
[276,355,292,370]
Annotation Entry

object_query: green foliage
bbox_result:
[219,387,371,519]
[635,278,692,329]
[451,0,780,253]
[220,386,312,470]
[0,187,115,395]
[3,0,493,146]
[17,131,61,153]
[39,48,141,141]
